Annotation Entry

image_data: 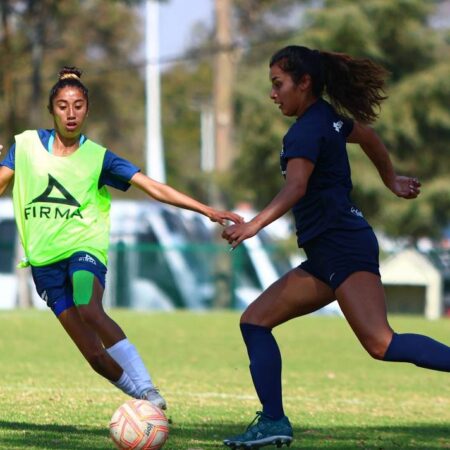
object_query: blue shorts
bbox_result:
[31,252,107,317]
[299,227,380,291]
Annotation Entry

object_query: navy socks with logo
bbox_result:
[384,332,450,372]
[240,323,285,420]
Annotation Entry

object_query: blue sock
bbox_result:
[384,333,450,372]
[240,323,284,420]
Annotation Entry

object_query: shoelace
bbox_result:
[141,387,161,399]
[246,411,264,431]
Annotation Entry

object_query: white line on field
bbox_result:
[0,385,256,400]
[0,387,380,405]
[1,386,448,407]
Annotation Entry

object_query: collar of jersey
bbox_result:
[47,130,86,154]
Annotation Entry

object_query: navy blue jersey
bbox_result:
[280,99,370,246]
[0,129,139,191]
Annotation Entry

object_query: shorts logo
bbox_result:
[329,273,336,281]
[24,174,83,221]
[40,290,48,302]
[78,254,97,265]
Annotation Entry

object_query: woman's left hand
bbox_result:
[390,175,421,199]
[221,221,260,249]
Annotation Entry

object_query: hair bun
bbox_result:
[58,66,82,81]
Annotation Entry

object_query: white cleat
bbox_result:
[142,388,167,410]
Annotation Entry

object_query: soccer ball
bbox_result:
[109,399,169,450]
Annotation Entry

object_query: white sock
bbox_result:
[107,338,154,397]
[111,371,140,398]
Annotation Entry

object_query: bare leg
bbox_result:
[335,271,394,359]
[336,271,450,371]
[242,267,336,327]
[74,275,164,404]
[76,277,126,347]
[58,306,123,381]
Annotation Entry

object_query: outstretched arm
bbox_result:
[222,157,314,249]
[130,172,243,225]
[347,122,421,199]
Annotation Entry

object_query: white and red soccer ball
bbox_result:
[109,399,169,450]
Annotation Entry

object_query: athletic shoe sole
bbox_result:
[223,435,293,449]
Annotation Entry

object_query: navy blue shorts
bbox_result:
[31,252,107,317]
[299,227,380,291]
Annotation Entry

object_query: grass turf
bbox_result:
[0,309,448,449]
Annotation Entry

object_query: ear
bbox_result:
[298,73,312,91]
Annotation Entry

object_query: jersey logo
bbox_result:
[350,206,364,218]
[333,120,343,133]
[30,174,80,207]
[24,174,83,220]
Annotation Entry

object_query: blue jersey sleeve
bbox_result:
[100,150,140,191]
[1,129,54,170]
[0,144,16,170]
[341,116,354,138]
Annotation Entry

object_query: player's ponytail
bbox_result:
[320,51,389,123]
[48,66,89,112]
[270,46,389,123]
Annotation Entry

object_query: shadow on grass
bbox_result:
[0,420,448,449]
[0,420,108,449]
[171,422,450,449]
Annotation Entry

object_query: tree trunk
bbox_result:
[213,0,235,173]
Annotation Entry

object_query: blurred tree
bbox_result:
[158,0,311,204]
[0,0,146,173]
[160,61,213,201]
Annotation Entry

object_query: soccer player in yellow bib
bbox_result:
[0,66,243,408]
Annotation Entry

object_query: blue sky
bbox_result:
[159,0,213,59]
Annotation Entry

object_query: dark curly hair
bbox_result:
[270,45,389,123]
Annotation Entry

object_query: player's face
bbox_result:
[269,64,309,117]
[51,87,88,138]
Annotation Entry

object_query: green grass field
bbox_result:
[0,310,448,450]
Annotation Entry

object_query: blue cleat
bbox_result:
[223,411,293,449]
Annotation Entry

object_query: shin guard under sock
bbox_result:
[240,323,285,419]
[384,332,450,372]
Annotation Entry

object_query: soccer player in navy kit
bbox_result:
[222,46,450,448]
[0,67,243,410]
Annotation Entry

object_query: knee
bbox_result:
[240,309,265,326]
[240,310,252,325]
[363,334,393,360]
[78,306,107,328]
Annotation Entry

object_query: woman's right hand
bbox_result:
[389,175,421,199]
[206,208,244,226]
[221,220,261,249]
